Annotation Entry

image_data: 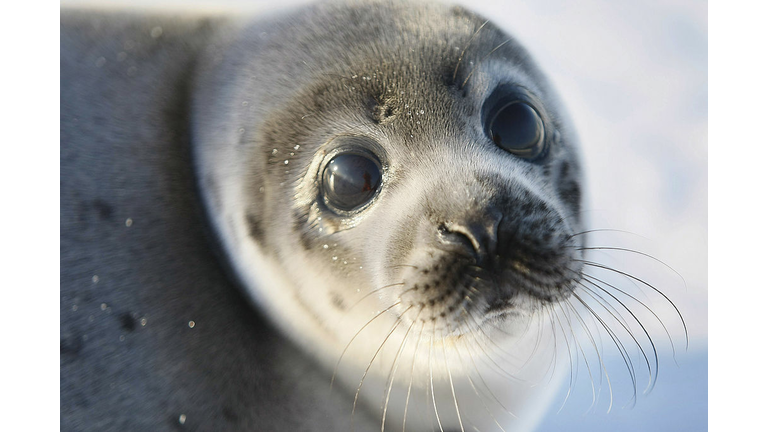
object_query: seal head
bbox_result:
[193,0,584,428]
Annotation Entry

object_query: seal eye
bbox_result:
[322,152,382,212]
[487,101,545,159]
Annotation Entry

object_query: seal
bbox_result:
[60,1,624,431]
[192,1,585,430]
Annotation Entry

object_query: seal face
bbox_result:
[193,1,586,429]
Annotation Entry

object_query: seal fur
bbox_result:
[60,1,593,430]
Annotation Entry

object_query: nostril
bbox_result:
[438,223,476,255]
[437,221,497,264]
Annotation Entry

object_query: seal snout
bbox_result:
[392,193,583,333]
[436,206,502,267]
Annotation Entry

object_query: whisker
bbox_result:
[584,272,680,366]
[352,306,413,429]
[562,298,613,412]
[461,38,512,89]
[428,324,445,432]
[381,308,421,432]
[346,282,405,314]
[555,300,598,413]
[581,275,663,392]
[548,303,576,413]
[452,20,489,84]
[577,246,687,292]
[568,228,648,240]
[578,260,689,350]
[442,336,465,432]
[331,302,401,391]
[578,281,653,396]
[571,291,638,410]
[402,321,426,432]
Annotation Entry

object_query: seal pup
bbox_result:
[192,1,586,430]
[62,1,682,431]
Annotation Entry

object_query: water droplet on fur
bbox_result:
[188,321,195,328]
[284,160,289,165]
[332,256,338,261]
[179,414,187,425]
[293,145,300,150]
[92,275,99,284]
[140,317,147,326]
[272,149,278,154]
[323,244,329,249]
[101,303,107,311]
[150,26,163,38]
[125,218,133,227]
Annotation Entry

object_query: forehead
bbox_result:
[252,2,543,97]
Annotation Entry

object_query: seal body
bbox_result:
[61,1,584,430]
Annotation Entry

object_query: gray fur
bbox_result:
[61,1,585,431]
[60,10,379,432]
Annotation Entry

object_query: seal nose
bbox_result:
[437,207,502,265]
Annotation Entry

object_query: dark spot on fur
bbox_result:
[559,180,582,214]
[245,212,264,244]
[330,292,346,311]
[92,199,113,220]
[222,406,238,423]
[60,335,84,362]
[119,312,136,332]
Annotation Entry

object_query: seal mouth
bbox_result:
[392,249,582,335]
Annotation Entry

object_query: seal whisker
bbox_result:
[576,246,687,292]
[342,282,406,319]
[562,298,613,412]
[553,301,598,414]
[332,301,401,391]
[460,300,525,370]
[577,281,654,395]
[442,334,466,432]
[567,228,646,240]
[380,307,422,432]
[402,321,425,432]
[577,260,689,350]
[460,38,512,89]
[580,275,662,393]
[583,272,680,366]
[352,306,413,429]
[454,343,510,431]
[571,291,638,409]
[458,319,520,419]
[428,324,446,432]
[547,303,577,412]
[452,19,489,84]
[461,312,526,383]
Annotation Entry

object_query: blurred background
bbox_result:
[60,0,708,430]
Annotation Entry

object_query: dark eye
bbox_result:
[486,101,545,159]
[322,152,382,212]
